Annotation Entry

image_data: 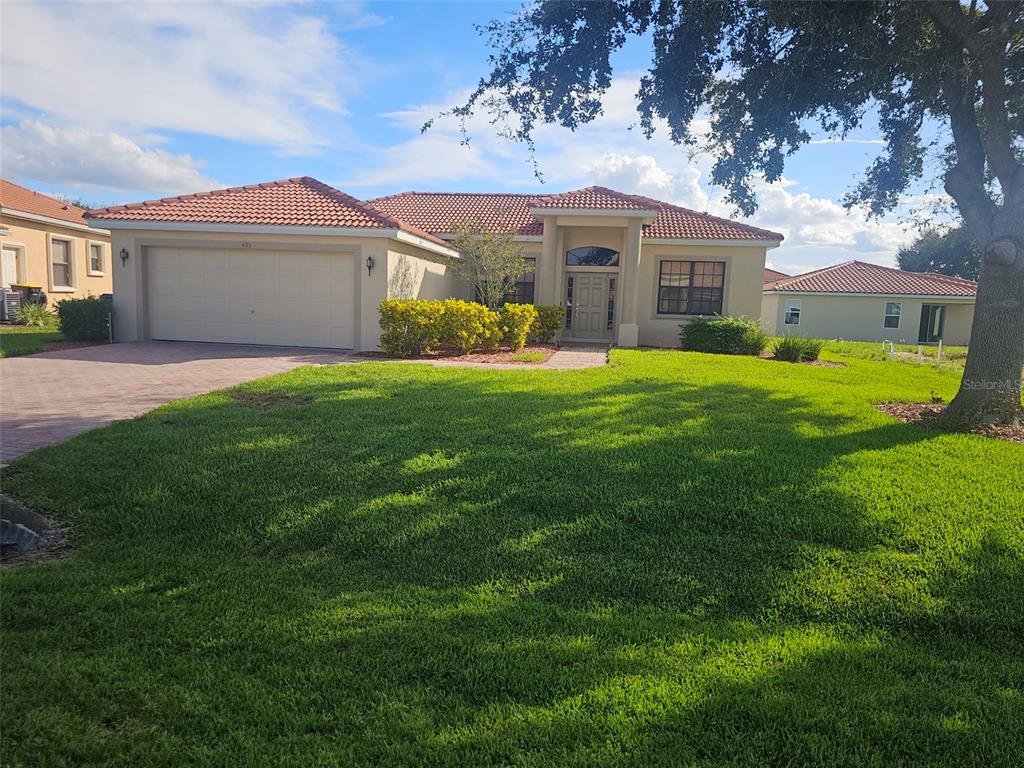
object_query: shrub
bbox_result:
[499,303,538,350]
[772,335,825,362]
[530,305,564,343]
[679,315,768,355]
[15,302,57,328]
[57,295,112,341]
[438,299,501,354]
[378,299,502,356]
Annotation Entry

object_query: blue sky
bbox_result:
[1,1,949,273]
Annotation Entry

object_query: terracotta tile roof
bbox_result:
[764,268,790,283]
[370,187,783,242]
[87,177,447,245]
[369,192,543,237]
[764,260,977,297]
[1,179,92,226]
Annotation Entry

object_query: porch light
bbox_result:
[366,255,375,275]
[120,248,129,267]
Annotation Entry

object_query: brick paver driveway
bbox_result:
[0,342,349,463]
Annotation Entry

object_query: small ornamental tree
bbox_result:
[446,217,529,310]
[447,0,1024,428]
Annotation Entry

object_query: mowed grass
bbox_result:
[822,339,970,370]
[0,325,62,358]
[1,349,1022,766]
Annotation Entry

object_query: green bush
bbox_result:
[679,315,768,355]
[379,299,503,356]
[499,303,538,350]
[15,302,57,328]
[773,335,825,362]
[530,305,564,343]
[57,296,112,341]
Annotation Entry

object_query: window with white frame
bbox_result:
[89,242,105,274]
[783,299,801,325]
[51,238,73,288]
[883,302,901,329]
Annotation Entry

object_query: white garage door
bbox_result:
[148,246,355,349]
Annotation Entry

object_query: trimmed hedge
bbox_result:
[773,335,825,362]
[530,305,564,343]
[379,299,505,356]
[499,303,538,350]
[679,315,768,356]
[57,296,112,342]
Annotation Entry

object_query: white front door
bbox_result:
[1,246,20,288]
[147,246,355,349]
[566,273,614,340]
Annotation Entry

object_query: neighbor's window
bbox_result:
[89,243,104,273]
[884,302,901,329]
[51,238,72,287]
[784,300,801,325]
[657,260,725,315]
[566,246,619,267]
[506,257,536,304]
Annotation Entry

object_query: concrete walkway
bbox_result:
[0,342,348,463]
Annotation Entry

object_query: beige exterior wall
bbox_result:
[108,227,460,351]
[761,292,975,345]
[0,212,111,302]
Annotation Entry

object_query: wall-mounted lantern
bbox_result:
[120,248,130,267]
[366,255,375,275]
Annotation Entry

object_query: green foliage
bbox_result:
[379,299,502,356]
[0,326,63,358]
[680,315,769,356]
[529,305,564,343]
[14,302,57,328]
[897,225,980,279]
[773,335,825,363]
[446,218,529,309]
[498,302,538,350]
[56,296,112,342]
[2,351,1021,765]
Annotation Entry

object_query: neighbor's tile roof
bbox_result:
[87,177,447,245]
[764,260,977,297]
[1,179,92,226]
[764,267,790,283]
[370,186,783,242]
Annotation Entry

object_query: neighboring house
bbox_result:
[1,180,112,305]
[763,267,789,283]
[762,260,977,345]
[87,178,782,351]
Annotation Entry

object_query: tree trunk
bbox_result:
[943,235,1024,428]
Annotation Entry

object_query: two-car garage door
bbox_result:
[147,246,355,349]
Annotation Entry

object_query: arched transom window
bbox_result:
[565,246,619,267]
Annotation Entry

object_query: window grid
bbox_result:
[607,278,616,330]
[657,260,725,315]
[784,301,801,325]
[565,276,574,328]
[505,257,535,305]
[51,238,72,287]
[884,302,901,329]
[90,243,104,273]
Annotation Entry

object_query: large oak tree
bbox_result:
[450,0,1023,427]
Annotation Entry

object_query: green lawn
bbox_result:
[822,339,970,370]
[2,349,1022,766]
[0,325,63,358]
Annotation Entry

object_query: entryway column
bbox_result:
[617,218,643,347]
[537,216,559,305]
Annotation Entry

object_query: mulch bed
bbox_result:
[876,402,1024,445]
[354,344,559,365]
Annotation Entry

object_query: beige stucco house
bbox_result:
[86,178,782,351]
[762,261,977,345]
[1,180,112,308]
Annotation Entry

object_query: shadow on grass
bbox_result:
[2,363,1021,765]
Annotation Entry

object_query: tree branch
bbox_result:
[940,67,996,237]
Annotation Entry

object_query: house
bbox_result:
[762,260,977,345]
[86,178,782,351]
[763,267,789,283]
[1,180,112,308]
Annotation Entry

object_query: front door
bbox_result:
[918,304,946,344]
[566,273,614,340]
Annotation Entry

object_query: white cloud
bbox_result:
[2,121,219,196]
[0,1,361,151]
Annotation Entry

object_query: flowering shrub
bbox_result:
[530,305,564,343]
[498,303,538,350]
